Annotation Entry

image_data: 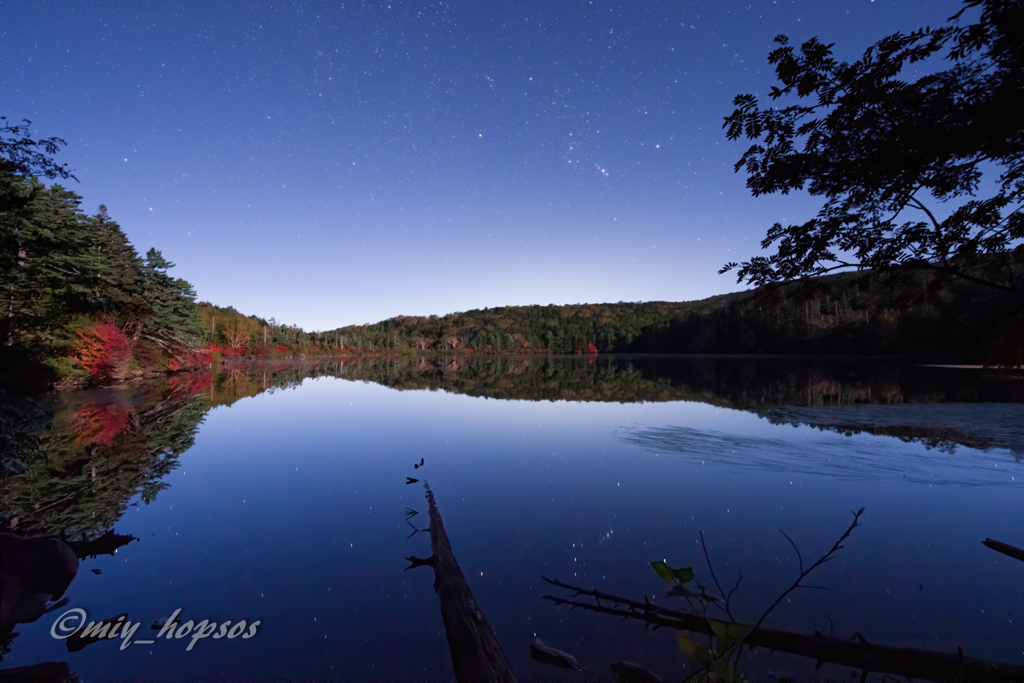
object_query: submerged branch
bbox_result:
[542,579,1021,683]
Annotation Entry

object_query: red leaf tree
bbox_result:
[75,322,132,380]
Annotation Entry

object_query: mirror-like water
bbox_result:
[1,356,1021,682]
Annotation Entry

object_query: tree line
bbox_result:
[0,163,207,386]
[0,118,318,390]
[322,270,1018,364]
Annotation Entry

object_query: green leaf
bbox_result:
[650,560,674,583]
[672,566,695,584]
[708,618,751,642]
[676,634,708,659]
[666,584,700,599]
[708,618,730,641]
[726,622,750,639]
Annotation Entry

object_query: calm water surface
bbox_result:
[1,357,1021,682]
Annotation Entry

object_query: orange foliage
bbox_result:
[75,322,132,379]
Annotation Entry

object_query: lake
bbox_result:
[1,356,1021,682]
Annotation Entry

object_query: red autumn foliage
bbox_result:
[168,370,212,395]
[587,343,599,355]
[73,404,131,445]
[222,346,246,356]
[168,351,213,372]
[277,345,289,353]
[75,322,132,379]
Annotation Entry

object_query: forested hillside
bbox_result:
[324,271,1019,364]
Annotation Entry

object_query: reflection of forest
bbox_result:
[1,359,1018,678]
[2,352,1015,544]
[0,383,201,670]
[198,355,1021,455]
[1,386,207,538]
[3,355,1016,536]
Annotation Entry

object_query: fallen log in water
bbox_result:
[406,486,516,683]
[982,538,1024,562]
[542,578,1022,683]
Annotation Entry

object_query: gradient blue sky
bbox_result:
[2,0,965,330]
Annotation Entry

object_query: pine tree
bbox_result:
[1,180,107,346]
[90,205,150,336]
[141,249,205,344]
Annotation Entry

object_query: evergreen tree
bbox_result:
[141,248,205,343]
[1,181,108,346]
[90,205,150,336]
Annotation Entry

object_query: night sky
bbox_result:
[3,0,965,330]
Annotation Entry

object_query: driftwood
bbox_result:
[982,538,1024,562]
[66,613,127,653]
[542,578,1023,683]
[141,330,193,368]
[66,530,136,559]
[406,486,516,683]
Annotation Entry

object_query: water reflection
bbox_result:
[0,357,1020,681]
[1,382,201,676]
[269,354,1020,454]
[150,354,1023,447]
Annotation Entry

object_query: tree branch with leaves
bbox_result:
[721,0,1023,310]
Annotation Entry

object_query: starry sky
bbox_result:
[2,0,966,331]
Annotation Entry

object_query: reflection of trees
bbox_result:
[758,403,1024,459]
[0,388,207,538]
[295,355,1021,454]
[177,356,1020,458]
[7,357,1007,537]
[1,383,204,670]
[0,360,346,539]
